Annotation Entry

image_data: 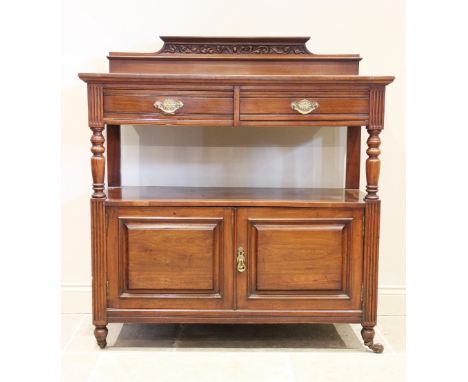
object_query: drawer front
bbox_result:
[236,207,364,311]
[103,88,234,125]
[107,206,234,310]
[240,90,369,123]
[241,97,368,115]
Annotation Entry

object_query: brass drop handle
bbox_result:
[237,247,246,272]
[154,98,184,114]
[291,99,319,115]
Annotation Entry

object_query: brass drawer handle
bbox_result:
[237,247,246,272]
[291,99,319,115]
[154,98,184,114]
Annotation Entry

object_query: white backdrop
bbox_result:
[62,0,405,314]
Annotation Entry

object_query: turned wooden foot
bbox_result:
[361,327,384,353]
[94,325,108,349]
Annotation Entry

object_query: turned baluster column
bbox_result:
[87,84,108,348]
[90,125,105,198]
[361,86,385,353]
[89,84,106,198]
[364,128,381,201]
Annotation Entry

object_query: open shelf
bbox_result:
[105,186,365,208]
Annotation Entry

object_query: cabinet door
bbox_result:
[236,207,364,311]
[107,207,233,309]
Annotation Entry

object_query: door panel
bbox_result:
[107,207,233,309]
[124,221,219,291]
[255,223,346,291]
[236,207,364,310]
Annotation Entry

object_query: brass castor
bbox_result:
[361,327,384,354]
[94,325,108,349]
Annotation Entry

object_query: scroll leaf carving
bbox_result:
[161,43,309,55]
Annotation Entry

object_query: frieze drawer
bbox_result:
[240,90,369,124]
[103,88,234,126]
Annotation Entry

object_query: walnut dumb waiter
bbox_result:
[79,36,394,353]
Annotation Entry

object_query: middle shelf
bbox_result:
[105,186,365,208]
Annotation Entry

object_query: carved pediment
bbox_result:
[158,36,312,55]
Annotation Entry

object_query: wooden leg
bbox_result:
[88,84,108,349]
[91,199,107,348]
[94,325,108,349]
[361,89,385,353]
[362,201,383,353]
[361,326,384,353]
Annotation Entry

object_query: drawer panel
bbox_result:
[103,89,234,125]
[240,96,368,118]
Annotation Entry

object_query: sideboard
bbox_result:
[79,36,394,352]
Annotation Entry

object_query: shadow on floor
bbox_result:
[113,323,362,349]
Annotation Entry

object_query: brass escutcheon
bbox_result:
[291,99,319,115]
[237,247,246,272]
[154,98,184,114]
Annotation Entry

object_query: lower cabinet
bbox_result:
[106,206,364,312]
